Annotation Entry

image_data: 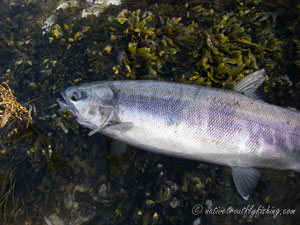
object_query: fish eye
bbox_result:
[70,90,87,101]
[71,92,79,101]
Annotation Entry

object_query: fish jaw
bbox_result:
[56,88,96,130]
[57,97,74,113]
[57,87,78,113]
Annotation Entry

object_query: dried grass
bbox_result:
[0,82,32,128]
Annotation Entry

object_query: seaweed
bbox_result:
[115,9,197,79]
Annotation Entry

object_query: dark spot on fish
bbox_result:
[233,101,240,107]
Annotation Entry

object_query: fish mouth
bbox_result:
[57,89,78,116]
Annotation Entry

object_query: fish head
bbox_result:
[57,83,115,130]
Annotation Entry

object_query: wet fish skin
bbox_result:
[60,80,300,170]
[57,73,300,199]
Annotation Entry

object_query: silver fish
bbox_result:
[57,70,300,200]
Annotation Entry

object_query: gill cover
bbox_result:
[88,86,115,136]
[96,86,115,108]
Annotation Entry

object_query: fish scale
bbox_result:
[58,70,300,200]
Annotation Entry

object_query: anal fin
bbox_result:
[232,166,261,201]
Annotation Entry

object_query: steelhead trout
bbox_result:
[57,70,300,200]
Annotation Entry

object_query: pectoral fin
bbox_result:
[89,122,134,136]
[232,166,261,201]
[106,122,134,133]
[89,126,105,136]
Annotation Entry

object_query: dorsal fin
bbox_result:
[234,69,266,99]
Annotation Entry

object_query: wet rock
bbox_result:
[98,183,109,197]
[56,0,79,10]
[42,15,57,32]
[69,204,97,225]
[63,193,73,210]
[82,5,106,18]
[193,217,201,225]
[81,0,121,18]
[205,199,213,209]
[44,213,65,225]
